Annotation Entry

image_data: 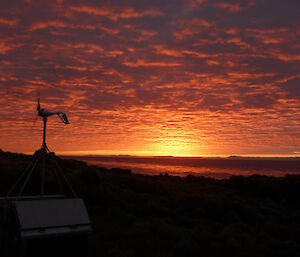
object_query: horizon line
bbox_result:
[2,149,297,159]
[52,151,300,159]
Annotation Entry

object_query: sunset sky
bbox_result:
[0,0,299,157]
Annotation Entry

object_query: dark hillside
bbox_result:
[1,150,300,257]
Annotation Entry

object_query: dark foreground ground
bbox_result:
[1,150,300,257]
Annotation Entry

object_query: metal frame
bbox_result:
[6,117,77,198]
[0,102,92,257]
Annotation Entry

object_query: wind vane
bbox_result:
[7,94,76,197]
[36,95,69,125]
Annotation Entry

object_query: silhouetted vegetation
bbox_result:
[1,150,300,257]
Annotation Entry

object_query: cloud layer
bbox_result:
[0,0,299,156]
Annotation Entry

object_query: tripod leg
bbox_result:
[18,149,43,197]
[46,146,77,198]
[6,150,41,197]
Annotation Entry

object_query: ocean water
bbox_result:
[68,156,300,179]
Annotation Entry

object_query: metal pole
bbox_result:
[41,117,47,196]
[43,117,47,149]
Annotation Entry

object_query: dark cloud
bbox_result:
[280,78,300,99]
[241,93,276,109]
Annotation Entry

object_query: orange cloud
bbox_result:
[29,20,67,31]
[71,5,163,21]
[227,37,251,49]
[0,18,18,27]
[153,45,183,57]
[215,3,241,13]
[123,60,182,68]
[0,40,22,54]
[175,18,213,39]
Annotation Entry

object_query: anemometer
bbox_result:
[7,94,76,198]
